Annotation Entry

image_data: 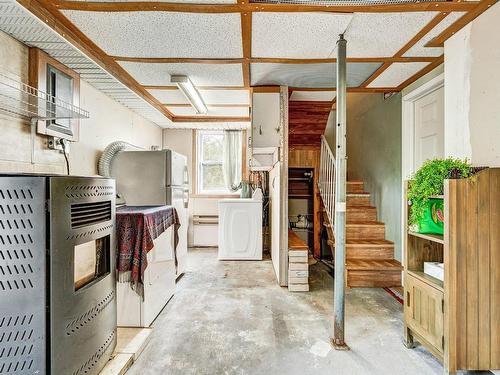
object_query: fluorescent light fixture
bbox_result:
[170,75,208,114]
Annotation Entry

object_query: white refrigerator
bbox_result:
[111,149,189,276]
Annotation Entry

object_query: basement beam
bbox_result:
[53,1,478,13]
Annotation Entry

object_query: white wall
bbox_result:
[0,31,162,176]
[252,92,281,148]
[444,2,500,166]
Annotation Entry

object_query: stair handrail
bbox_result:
[319,135,336,226]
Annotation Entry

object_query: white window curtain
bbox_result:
[223,130,242,192]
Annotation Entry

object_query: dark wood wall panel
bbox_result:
[288,101,332,147]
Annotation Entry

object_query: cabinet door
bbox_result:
[405,274,444,353]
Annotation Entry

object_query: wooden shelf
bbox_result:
[408,231,444,244]
[407,270,443,292]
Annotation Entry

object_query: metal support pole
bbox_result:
[332,34,349,351]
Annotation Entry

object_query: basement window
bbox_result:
[195,130,243,196]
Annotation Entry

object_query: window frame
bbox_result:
[192,129,246,197]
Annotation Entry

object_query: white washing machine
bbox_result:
[218,198,263,260]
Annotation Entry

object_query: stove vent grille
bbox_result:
[71,201,111,229]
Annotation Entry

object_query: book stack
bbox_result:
[288,248,309,292]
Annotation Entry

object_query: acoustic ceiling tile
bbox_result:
[367,62,429,88]
[252,12,353,58]
[403,12,466,57]
[290,91,336,101]
[344,12,438,58]
[198,90,250,105]
[62,11,242,58]
[119,62,244,86]
[148,89,189,104]
[250,62,381,88]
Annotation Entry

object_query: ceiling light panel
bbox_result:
[119,62,244,86]
[344,12,438,57]
[290,91,336,101]
[252,13,353,58]
[251,62,381,88]
[167,106,249,116]
[62,11,243,58]
[403,12,466,57]
[367,62,429,87]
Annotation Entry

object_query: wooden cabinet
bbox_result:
[403,168,500,374]
[404,273,444,354]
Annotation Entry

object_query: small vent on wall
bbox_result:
[71,201,111,229]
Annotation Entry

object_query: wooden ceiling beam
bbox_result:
[113,57,245,64]
[240,9,252,88]
[53,1,478,13]
[112,56,437,64]
[425,0,498,47]
[144,85,248,90]
[396,54,444,90]
[360,11,449,88]
[17,0,174,120]
[172,116,251,122]
[164,103,250,107]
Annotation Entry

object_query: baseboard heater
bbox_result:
[193,215,218,247]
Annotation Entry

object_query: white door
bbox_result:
[414,86,444,170]
[269,162,281,281]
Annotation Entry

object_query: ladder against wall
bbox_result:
[323,180,403,287]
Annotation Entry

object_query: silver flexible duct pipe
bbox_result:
[98,141,143,177]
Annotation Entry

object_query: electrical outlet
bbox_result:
[48,137,70,154]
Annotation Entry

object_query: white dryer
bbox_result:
[218,198,262,260]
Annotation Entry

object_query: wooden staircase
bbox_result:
[323,181,403,288]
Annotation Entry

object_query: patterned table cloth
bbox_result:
[116,205,180,298]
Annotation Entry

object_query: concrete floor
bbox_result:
[126,248,473,375]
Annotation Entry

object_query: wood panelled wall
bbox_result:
[289,147,321,257]
[288,101,332,148]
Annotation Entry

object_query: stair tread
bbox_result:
[346,221,384,226]
[347,206,376,210]
[347,192,370,196]
[328,239,394,247]
[346,259,403,271]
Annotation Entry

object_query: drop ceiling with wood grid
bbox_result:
[0,0,496,127]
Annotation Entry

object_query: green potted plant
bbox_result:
[408,158,472,235]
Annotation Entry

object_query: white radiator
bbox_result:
[193,215,218,247]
